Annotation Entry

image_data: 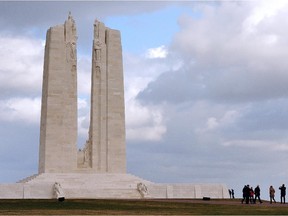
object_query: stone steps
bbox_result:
[17,174,40,183]
[16,173,149,199]
[26,173,151,185]
[5,173,229,199]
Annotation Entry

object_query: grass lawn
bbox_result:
[0,199,288,215]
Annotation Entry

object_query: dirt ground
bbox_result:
[150,198,288,207]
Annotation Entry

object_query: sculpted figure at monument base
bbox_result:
[54,182,65,202]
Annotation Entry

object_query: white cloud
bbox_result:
[263,34,278,45]
[77,97,90,147]
[193,105,243,140]
[123,50,181,142]
[160,1,288,104]
[0,97,41,124]
[123,51,172,84]
[221,110,241,126]
[242,0,288,35]
[78,97,88,110]
[0,36,44,94]
[206,117,218,130]
[125,99,166,141]
[123,52,165,104]
[222,139,288,152]
[77,55,91,95]
[78,116,89,138]
[145,45,168,59]
[127,125,166,141]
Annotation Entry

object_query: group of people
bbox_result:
[240,184,286,204]
[241,185,263,204]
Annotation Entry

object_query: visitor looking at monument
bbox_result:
[249,187,255,204]
[241,184,250,204]
[228,189,235,199]
[231,189,235,199]
[240,184,284,204]
[279,184,286,204]
[269,185,276,204]
[254,185,262,204]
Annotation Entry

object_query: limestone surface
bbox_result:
[39,13,78,173]
[0,173,228,199]
[39,14,126,174]
[77,20,126,173]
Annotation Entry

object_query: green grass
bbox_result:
[0,199,288,215]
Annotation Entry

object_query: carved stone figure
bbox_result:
[137,182,148,198]
[83,140,92,166]
[68,11,77,43]
[94,20,100,39]
[95,66,100,78]
[66,42,76,63]
[54,182,65,202]
[94,40,102,62]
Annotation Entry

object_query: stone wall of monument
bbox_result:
[0,173,229,199]
[79,21,126,173]
[106,28,126,173]
[39,15,78,173]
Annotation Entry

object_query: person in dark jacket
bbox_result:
[279,184,286,204]
[231,189,235,199]
[254,185,263,204]
[241,185,250,204]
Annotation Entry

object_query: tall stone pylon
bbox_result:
[38,13,78,173]
[78,20,126,173]
[39,14,126,174]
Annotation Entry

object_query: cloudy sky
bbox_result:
[1,0,288,199]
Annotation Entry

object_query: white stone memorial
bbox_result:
[0,14,229,199]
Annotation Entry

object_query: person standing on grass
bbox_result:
[249,187,255,204]
[254,185,263,204]
[269,185,276,204]
[241,185,250,204]
[279,184,286,204]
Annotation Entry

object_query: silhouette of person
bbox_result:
[279,184,286,204]
[250,187,255,204]
[254,185,263,204]
[241,185,250,204]
[229,189,232,199]
[269,185,276,204]
[231,189,235,199]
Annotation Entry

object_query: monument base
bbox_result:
[0,173,229,199]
